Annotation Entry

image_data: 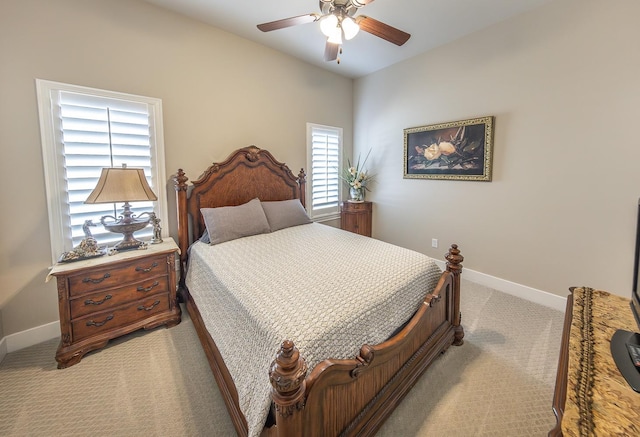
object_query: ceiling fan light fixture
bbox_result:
[327,27,343,44]
[341,16,359,40]
[320,14,338,37]
[256,0,412,63]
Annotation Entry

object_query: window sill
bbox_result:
[312,212,340,223]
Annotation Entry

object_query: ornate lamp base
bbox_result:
[112,235,147,251]
[101,213,150,252]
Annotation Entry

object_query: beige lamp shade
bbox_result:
[85,167,157,204]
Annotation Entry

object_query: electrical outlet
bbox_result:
[432,238,438,248]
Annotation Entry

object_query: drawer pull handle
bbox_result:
[82,273,111,284]
[86,314,114,327]
[135,262,158,273]
[137,281,160,293]
[84,295,112,306]
[138,300,161,311]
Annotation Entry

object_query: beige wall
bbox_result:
[354,0,640,298]
[0,0,353,336]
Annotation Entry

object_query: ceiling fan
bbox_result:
[257,0,411,63]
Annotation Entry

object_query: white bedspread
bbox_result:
[185,223,442,437]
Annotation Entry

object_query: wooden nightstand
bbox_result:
[48,238,181,368]
[340,201,372,237]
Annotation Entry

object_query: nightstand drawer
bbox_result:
[344,201,371,211]
[68,254,169,297]
[72,294,170,342]
[69,276,169,319]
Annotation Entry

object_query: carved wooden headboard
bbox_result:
[173,146,306,277]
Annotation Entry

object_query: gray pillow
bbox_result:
[201,198,270,245]
[199,229,210,244]
[261,199,312,232]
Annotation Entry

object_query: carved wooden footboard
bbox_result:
[267,246,463,437]
[173,146,464,436]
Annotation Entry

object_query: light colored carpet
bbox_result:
[0,279,565,436]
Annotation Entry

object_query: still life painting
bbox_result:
[403,116,494,181]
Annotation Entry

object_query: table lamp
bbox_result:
[84,164,158,251]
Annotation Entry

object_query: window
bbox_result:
[306,123,342,220]
[36,80,168,263]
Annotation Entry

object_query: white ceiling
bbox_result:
[143,0,553,78]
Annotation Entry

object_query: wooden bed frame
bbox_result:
[173,146,465,437]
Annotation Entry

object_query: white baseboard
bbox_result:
[434,260,567,312]
[3,321,60,356]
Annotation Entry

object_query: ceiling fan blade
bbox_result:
[257,14,320,32]
[356,16,411,46]
[324,41,340,62]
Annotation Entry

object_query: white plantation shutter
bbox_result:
[307,123,342,218]
[61,92,155,247]
[37,80,168,263]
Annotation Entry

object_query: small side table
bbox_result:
[340,201,372,237]
[48,238,181,368]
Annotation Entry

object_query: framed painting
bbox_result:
[403,116,494,181]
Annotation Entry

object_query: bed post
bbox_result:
[173,169,189,288]
[297,169,306,209]
[269,340,308,437]
[446,244,465,346]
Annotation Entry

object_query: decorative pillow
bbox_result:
[201,198,270,245]
[261,199,312,232]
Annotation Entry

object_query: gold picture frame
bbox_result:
[403,116,494,181]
